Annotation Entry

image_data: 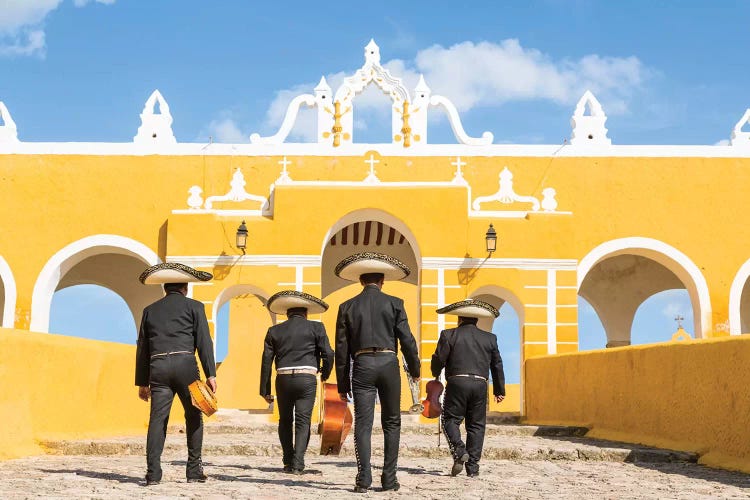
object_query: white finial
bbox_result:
[415,74,430,93]
[314,76,331,93]
[364,39,380,65]
[134,89,177,145]
[0,101,19,143]
[569,90,611,146]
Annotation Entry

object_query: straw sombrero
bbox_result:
[436,299,499,319]
[334,252,410,282]
[266,290,329,315]
[139,262,213,285]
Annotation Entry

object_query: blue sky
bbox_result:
[21,1,704,378]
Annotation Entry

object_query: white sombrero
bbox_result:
[334,252,410,282]
[139,262,213,285]
[436,299,499,319]
[266,290,329,315]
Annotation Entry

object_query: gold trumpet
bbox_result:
[402,355,424,413]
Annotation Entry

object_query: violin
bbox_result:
[421,378,444,419]
[318,382,352,455]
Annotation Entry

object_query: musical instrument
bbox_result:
[402,355,424,413]
[318,382,352,455]
[421,378,444,419]
[188,379,218,417]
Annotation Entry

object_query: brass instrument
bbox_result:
[402,355,424,413]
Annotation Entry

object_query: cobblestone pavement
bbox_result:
[1,453,749,499]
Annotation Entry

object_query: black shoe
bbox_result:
[145,477,160,486]
[186,473,207,483]
[451,453,469,476]
[353,485,370,493]
[283,465,293,473]
[292,468,304,475]
[467,472,479,478]
[382,482,400,491]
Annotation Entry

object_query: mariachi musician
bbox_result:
[334,252,421,493]
[260,290,334,474]
[135,263,217,486]
[432,299,505,478]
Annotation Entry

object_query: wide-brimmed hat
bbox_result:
[266,290,329,315]
[139,262,213,285]
[334,252,410,282]
[436,299,499,319]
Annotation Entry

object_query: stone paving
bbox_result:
[2,412,749,498]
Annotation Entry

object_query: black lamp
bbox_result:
[236,220,248,254]
[485,223,497,254]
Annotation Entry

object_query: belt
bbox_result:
[150,350,192,359]
[354,348,396,357]
[449,374,488,382]
[277,368,318,375]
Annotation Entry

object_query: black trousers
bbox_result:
[351,353,401,488]
[441,377,488,475]
[275,373,317,470]
[146,353,204,481]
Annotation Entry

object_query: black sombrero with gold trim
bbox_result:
[436,299,499,319]
[266,290,329,315]
[139,262,213,285]
[334,252,410,282]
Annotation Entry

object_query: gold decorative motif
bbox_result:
[394,101,420,148]
[322,100,351,147]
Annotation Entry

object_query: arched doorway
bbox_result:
[578,237,710,347]
[470,285,524,414]
[30,235,162,334]
[320,209,421,411]
[0,256,16,328]
[729,258,750,334]
[212,284,273,410]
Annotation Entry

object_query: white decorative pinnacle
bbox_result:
[730,108,750,147]
[203,168,269,211]
[569,90,611,146]
[472,167,560,213]
[364,39,381,65]
[187,186,203,209]
[0,101,19,143]
[134,90,176,145]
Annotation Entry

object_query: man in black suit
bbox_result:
[334,252,421,493]
[260,290,334,474]
[431,299,505,478]
[135,263,217,486]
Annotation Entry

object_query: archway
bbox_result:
[213,284,273,410]
[729,258,750,334]
[578,237,710,346]
[470,285,524,414]
[0,255,16,328]
[30,235,161,334]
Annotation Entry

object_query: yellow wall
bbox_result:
[0,328,152,460]
[524,336,750,473]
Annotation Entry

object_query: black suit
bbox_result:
[260,314,334,470]
[431,320,504,475]
[135,291,216,482]
[335,284,420,489]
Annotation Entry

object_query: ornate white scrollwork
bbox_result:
[430,96,494,146]
[203,168,269,211]
[472,167,559,213]
[134,90,176,145]
[730,108,750,147]
[250,95,316,145]
[0,101,19,143]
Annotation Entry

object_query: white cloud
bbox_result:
[203,117,247,143]
[258,39,648,141]
[662,301,684,320]
[714,139,730,146]
[0,0,115,57]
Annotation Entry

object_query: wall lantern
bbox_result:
[485,223,497,254]
[236,220,248,254]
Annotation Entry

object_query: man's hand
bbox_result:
[207,377,217,393]
[495,395,505,404]
[262,394,275,404]
[138,386,150,402]
[413,377,421,384]
[339,392,351,402]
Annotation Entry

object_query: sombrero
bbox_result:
[266,290,329,315]
[436,299,499,319]
[334,252,410,282]
[139,262,213,285]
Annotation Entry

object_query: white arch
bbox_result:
[470,284,525,323]
[577,237,712,339]
[0,256,17,328]
[212,283,272,326]
[30,235,160,333]
[728,258,750,335]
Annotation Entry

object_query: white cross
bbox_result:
[278,156,291,174]
[451,156,466,172]
[365,154,379,175]
[451,156,467,184]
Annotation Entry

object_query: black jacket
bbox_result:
[259,314,334,396]
[335,284,420,394]
[135,291,216,387]
[430,322,505,396]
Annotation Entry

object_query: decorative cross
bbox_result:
[278,156,291,172]
[675,315,684,329]
[363,153,380,183]
[451,156,467,185]
[276,156,293,184]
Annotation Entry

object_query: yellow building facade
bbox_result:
[1,40,750,417]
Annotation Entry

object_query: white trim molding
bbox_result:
[0,256,17,328]
[577,237,712,338]
[728,258,750,335]
[30,235,160,333]
[423,257,577,271]
[169,255,322,268]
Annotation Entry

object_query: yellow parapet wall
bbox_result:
[524,336,750,473]
[0,328,154,460]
